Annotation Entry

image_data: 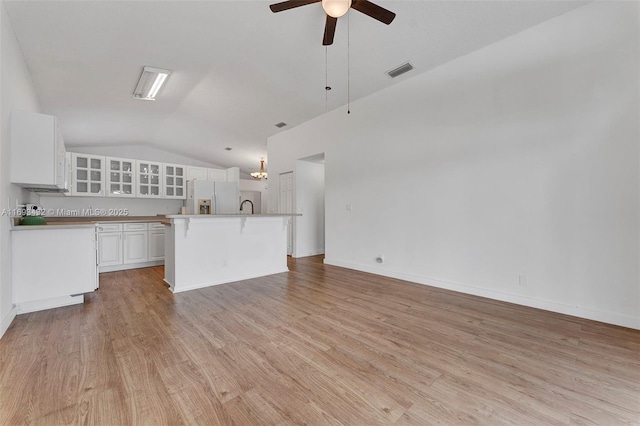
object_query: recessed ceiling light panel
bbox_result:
[133,66,171,101]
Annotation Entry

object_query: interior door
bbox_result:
[279,172,294,256]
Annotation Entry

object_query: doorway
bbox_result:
[279,171,294,255]
[293,153,325,258]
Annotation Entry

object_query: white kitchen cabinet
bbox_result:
[164,163,186,199]
[136,160,163,197]
[11,110,67,192]
[188,166,235,182]
[226,167,240,183]
[71,153,105,196]
[148,223,166,261]
[97,222,163,272]
[98,230,123,267]
[187,166,208,181]
[208,168,226,181]
[12,226,97,313]
[106,157,135,197]
[124,231,148,264]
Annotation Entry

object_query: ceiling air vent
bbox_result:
[275,122,287,128]
[386,62,414,78]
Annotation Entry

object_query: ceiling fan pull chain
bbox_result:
[325,46,329,112]
[347,11,351,115]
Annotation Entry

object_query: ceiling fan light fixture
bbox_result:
[322,0,352,18]
[133,66,171,101]
[250,159,268,180]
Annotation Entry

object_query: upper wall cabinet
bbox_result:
[187,166,227,182]
[136,160,163,198]
[64,151,237,199]
[106,157,136,197]
[208,168,226,181]
[71,153,105,196]
[187,166,208,181]
[225,167,240,183]
[11,110,67,192]
[164,163,186,199]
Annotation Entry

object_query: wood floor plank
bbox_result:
[222,389,289,425]
[0,256,638,425]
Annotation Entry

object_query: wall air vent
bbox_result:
[386,62,414,78]
[275,122,287,128]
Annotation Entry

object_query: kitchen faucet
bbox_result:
[240,199,254,214]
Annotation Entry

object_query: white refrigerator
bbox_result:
[185,180,239,214]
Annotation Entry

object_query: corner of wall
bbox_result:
[1,2,43,337]
[0,304,16,339]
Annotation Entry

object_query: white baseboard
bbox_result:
[16,295,84,315]
[292,249,325,259]
[169,267,289,294]
[0,305,17,339]
[324,258,640,330]
[100,260,164,273]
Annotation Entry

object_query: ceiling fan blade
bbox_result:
[323,15,338,46]
[351,0,395,25]
[269,0,321,13]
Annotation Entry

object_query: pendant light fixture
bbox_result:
[251,159,268,180]
[322,0,352,18]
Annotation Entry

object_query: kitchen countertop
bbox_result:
[11,215,168,229]
[11,214,300,229]
[11,223,98,231]
[165,214,301,219]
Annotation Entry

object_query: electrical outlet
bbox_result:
[518,274,527,287]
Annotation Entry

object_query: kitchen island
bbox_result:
[164,214,296,293]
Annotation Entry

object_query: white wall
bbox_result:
[239,178,267,214]
[294,158,324,257]
[0,3,42,337]
[268,2,640,328]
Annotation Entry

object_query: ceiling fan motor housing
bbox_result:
[322,0,352,18]
[269,0,396,46]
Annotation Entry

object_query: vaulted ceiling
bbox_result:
[4,0,587,175]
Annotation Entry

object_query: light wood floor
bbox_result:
[1,256,638,425]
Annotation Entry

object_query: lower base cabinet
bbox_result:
[97,222,165,272]
[122,223,148,264]
[98,228,122,267]
[12,226,97,313]
[148,223,166,261]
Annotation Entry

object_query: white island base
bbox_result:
[164,215,291,293]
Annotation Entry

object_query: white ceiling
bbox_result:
[4,0,587,176]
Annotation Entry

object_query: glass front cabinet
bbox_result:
[164,163,186,199]
[106,157,135,197]
[136,160,163,198]
[71,153,105,196]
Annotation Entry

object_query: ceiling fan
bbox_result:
[269,0,396,46]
